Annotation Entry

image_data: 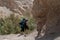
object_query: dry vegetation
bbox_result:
[0,13,35,35]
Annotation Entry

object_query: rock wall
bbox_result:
[32,0,60,36]
[0,0,34,18]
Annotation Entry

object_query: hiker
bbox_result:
[19,18,29,34]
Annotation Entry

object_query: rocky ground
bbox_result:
[0,30,60,40]
[0,30,37,40]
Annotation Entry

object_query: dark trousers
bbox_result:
[20,25,29,32]
[21,27,24,32]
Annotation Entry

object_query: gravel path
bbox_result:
[0,30,60,40]
[0,30,37,40]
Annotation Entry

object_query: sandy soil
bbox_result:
[0,30,60,40]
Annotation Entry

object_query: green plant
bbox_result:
[28,18,36,31]
[0,14,36,35]
[0,14,20,35]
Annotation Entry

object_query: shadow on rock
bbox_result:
[35,32,60,40]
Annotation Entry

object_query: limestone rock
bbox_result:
[32,0,60,36]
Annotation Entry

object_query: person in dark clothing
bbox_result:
[19,18,29,32]
[18,18,29,37]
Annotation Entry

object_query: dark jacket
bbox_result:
[19,19,29,29]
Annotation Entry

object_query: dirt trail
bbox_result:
[0,30,37,40]
[0,30,60,40]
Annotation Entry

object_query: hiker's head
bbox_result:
[22,18,28,22]
[22,18,26,20]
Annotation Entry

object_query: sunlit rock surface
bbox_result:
[32,0,60,36]
[0,0,34,18]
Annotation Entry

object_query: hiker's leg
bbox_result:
[20,27,24,35]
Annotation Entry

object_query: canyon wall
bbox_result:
[32,0,60,36]
[0,0,34,18]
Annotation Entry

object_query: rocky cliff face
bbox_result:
[32,0,60,36]
[0,0,34,18]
